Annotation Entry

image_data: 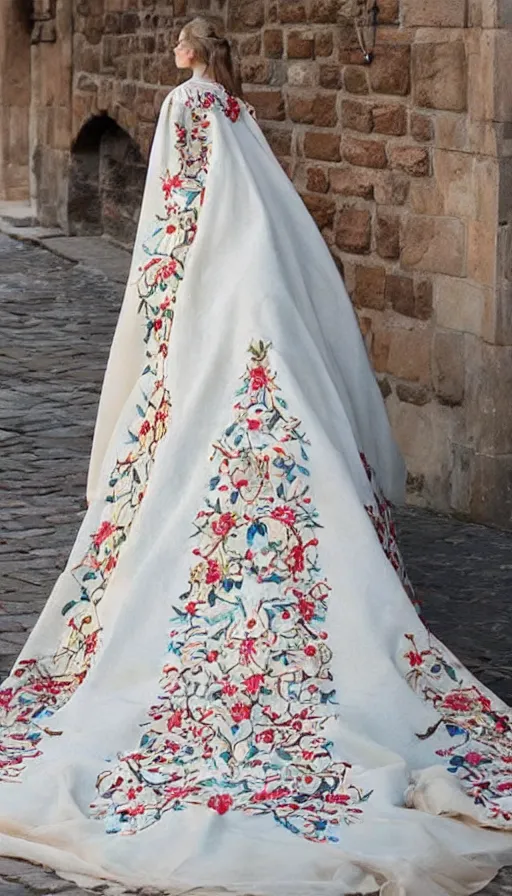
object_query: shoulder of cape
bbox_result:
[167,81,249,122]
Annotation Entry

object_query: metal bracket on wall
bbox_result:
[354,0,379,64]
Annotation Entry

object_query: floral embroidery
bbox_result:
[0,87,238,783]
[360,452,420,613]
[90,341,370,841]
[403,633,512,825]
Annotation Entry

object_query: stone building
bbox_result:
[1,0,512,525]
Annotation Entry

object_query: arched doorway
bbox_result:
[68,116,146,248]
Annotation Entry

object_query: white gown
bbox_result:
[0,77,511,896]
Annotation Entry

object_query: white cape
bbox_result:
[0,77,511,896]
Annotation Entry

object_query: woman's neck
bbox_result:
[191,64,213,81]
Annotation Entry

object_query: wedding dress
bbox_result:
[0,77,510,896]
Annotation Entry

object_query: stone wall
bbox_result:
[2,0,512,525]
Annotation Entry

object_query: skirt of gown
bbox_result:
[0,76,511,896]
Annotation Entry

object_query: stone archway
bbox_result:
[68,115,146,248]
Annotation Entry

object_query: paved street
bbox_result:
[0,232,511,894]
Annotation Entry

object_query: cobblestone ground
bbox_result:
[0,233,510,895]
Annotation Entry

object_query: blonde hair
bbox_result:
[181,17,243,98]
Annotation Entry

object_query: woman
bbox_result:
[0,17,510,896]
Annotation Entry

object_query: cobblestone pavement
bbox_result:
[0,233,510,894]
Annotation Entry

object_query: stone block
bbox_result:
[279,0,307,23]
[287,61,317,87]
[302,193,336,229]
[341,100,373,133]
[229,0,265,30]
[262,123,292,156]
[403,0,468,26]
[413,41,467,111]
[369,46,411,97]
[410,112,434,142]
[264,29,284,58]
[402,216,466,276]
[378,0,400,23]
[354,264,387,309]
[304,131,341,161]
[335,207,371,253]
[432,330,465,405]
[320,64,343,89]
[396,382,431,405]
[241,59,272,84]
[466,340,512,455]
[315,31,334,57]
[287,30,315,58]
[435,112,468,152]
[288,94,315,123]
[330,167,374,199]
[468,452,512,529]
[373,171,409,205]
[467,219,496,286]
[343,66,369,94]
[374,324,433,383]
[408,180,444,215]
[388,145,430,176]
[343,137,387,169]
[386,274,433,319]
[433,149,475,217]
[309,0,340,21]
[372,104,407,136]
[307,166,329,193]
[245,89,285,121]
[434,275,487,337]
[376,212,400,259]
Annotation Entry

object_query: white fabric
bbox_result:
[0,77,510,896]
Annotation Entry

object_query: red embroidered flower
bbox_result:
[405,650,423,667]
[325,793,351,804]
[249,365,269,391]
[139,420,151,437]
[497,781,512,792]
[221,680,238,696]
[92,520,117,549]
[185,601,197,615]
[159,343,168,357]
[208,793,233,815]
[104,554,117,573]
[243,674,264,695]
[247,418,261,431]
[298,598,315,622]
[465,752,485,766]
[442,693,473,713]
[225,95,240,122]
[166,224,176,235]
[256,728,275,744]
[153,318,163,332]
[206,650,218,663]
[286,544,305,574]
[0,688,13,710]
[231,702,252,723]
[304,644,317,657]
[212,512,237,537]
[271,505,296,526]
[239,638,257,664]
[205,559,222,584]
[162,174,182,199]
[167,710,183,731]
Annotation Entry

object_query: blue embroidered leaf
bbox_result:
[446,724,466,737]
[276,748,293,761]
[142,365,151,375]
[276,397,288,409]
[273,457,285,468]
[230,491,239,504]
[296,465,310,476]
[82,571,96,581]
[209,476,220,490]
[442,663,458,682]
[247,521,267,545]
[222,579,234,592]
[300,445,309,461]
[276,483,285,499]
[235,580,243,589]
[430,664,441,674]
[61,600,77,616]
[234,433,243,447]
[262,572,285,584]
[286,472,296,483]
[225,423,236,437]
[208,590,216,607]
[136,404,146,417]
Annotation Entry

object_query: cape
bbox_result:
[0,76,510,896]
